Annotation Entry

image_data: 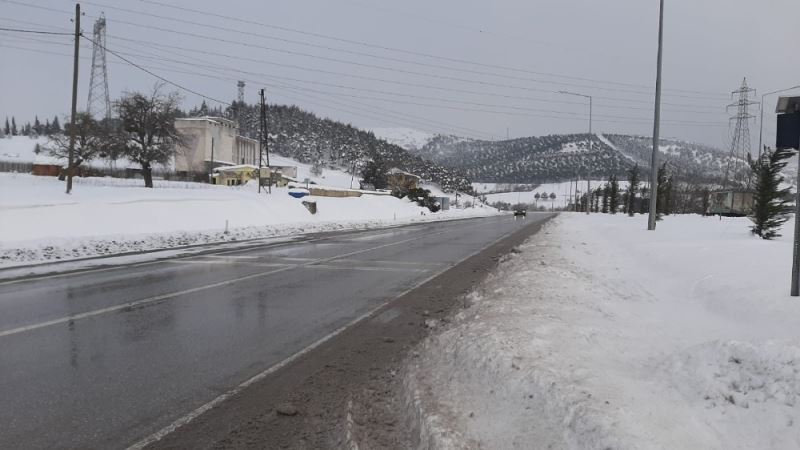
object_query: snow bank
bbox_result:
[0,173,499,268]
[406,213,800,449]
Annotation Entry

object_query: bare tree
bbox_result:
[116,85,185,187]
[47,112,114,180]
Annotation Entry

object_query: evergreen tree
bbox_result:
[11,117,17,135]
[44,119,51,135]
[33,142,42,155]
[360,156,389,189]
[52,116,61,133]
[655,162,673,220]
[3,117,9,136]
[33,116,41,135]
[22,123,32,136]
[601,185,610,213]
[626,164,640,217]
[593,188,600,212]
[749,147,794,239]
[310,144,324,176]
[609,175,620,214]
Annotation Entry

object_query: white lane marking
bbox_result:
[307,264,427,273]
[0,225,462,339]
[164,260,292,269]
[0,266,292,339]
[125,215,534,450]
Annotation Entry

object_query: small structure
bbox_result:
[707,190,754,216]
[386,168,420,193]
[174,117,258,181]
[212,164,259,186]
[212,165,297,187]
[436,196,451,211]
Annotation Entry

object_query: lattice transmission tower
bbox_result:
[87,14,111,119]
[723,78,757,187]
[237,81,246,103]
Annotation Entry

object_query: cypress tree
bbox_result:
[3,117,9,135]
[11,117,17,135]
[52,116,61,133]
[601,185,610,213]
[609,175,620,214]
[749,147,794,239]
[33,116,41,135]
[626,164,640,216]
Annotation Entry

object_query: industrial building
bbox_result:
[174,117,258,180]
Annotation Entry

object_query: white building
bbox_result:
[174,117,258,178]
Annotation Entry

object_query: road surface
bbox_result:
[0,214,549,449]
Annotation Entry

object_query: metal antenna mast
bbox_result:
[87,13,111,119]
[723,78,757,187]
[237,81,246,104]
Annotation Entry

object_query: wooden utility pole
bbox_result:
[66,3,80,194]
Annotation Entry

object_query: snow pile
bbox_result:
[406,214,800,449]
[0,173,499,268]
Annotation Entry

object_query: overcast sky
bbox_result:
[2,0,798,149]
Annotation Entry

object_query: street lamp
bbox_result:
[558,90,592,215]
[759,85,800,157]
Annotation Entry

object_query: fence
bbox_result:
[0,161,33,173]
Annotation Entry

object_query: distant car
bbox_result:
[513,209,527,217]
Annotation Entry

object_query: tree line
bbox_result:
[2,116,62,137]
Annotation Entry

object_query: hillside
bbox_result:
[411,131,736,184]
[209,102,474,193]
[417,133,630,183]
[369,127,437,152]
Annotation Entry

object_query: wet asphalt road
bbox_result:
[0,214,546,449]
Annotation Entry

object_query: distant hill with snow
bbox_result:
[405,131,736,184]
[370,127,437,151]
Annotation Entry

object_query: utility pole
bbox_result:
[209,137,214,183]
[258,89,264,194]
[66,3,80,194]
[647,0,665,231]
[558,90,593,215]
[259,89,270,194]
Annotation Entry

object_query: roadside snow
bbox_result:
[0,173,499,268]
[406,213,800,449]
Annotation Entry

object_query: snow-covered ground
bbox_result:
[406,213,800,449]
[483,180,628,208]
[0,135,143,169]
[370,127,436,151]
[0,173,499,268]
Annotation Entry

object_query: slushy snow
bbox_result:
[406,213,800,449]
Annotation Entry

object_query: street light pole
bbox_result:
[558,90,593,215]
[647,0,665,231]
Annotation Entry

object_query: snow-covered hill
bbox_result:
[412,132,734,184]
[369,127,437,151]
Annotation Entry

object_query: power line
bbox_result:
[79,0,727,100]
[1,0,728,105]
[0,26,71,35]
[0,42,496,140]
[135,0,728,97]
[84,39,726,125]
[78,34,230,105]
[1,10,726,112]
[104,34,726,115]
